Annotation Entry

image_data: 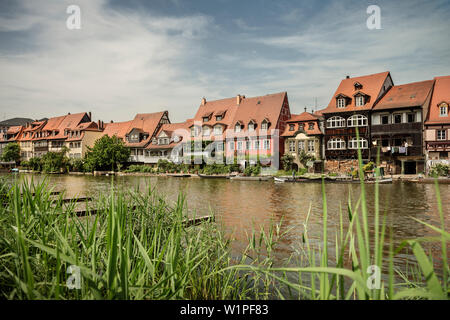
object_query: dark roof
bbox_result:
[0,117,34,127]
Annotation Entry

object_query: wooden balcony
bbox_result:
[426,141,450,151]
[371,123,422,135]
[371,146,422,157]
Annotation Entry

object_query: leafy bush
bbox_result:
[41,148,69,173]
[363,161,375,172]
[430,163,449,177]
[27,157,42,171]
[69,158,85,172]
[1,143,20,163]
[84,135,130,171]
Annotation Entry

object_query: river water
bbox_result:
[3,173,449,273]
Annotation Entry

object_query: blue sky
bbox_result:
[0,0,450,123]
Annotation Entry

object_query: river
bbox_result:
[2,173,449,273]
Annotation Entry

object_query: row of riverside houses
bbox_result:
[0,71,449,175]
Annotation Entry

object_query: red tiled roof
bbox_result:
[426,76,450,125]
[103,121,132,139]
[281,112,323,137]
[322,71,391,113]
[192,92,287,141]
[373,80,434,110]
[147,120,193,150]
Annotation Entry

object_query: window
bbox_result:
[307,140,315,152]
[337,98,346,108]
[228,141,235,150]
[327,138,346,150]
[214,125,222,135]
[263,139,271,150]
[439,103,448,116]
[289,140,296,152]
[235,123,241,133]
[347,114,368,127]
[437,130,446,141]
[348,138,368,149]
[203,117,209,122]
[237,141,243,150]
[298,140,305,151]
[381,115,389,125]
[327,116,346,128]
[393,114,402,124]
[216,115,223,121]
[261,121,268,130]
[355,96,365,107]
[407,113,416,123]
[216,142,224,151]
[248,123,255,131]
[202,126,210,136]
[308,123,314,130]
[299,123,305,130]
[246,140,250,150]
[289,124,295,131]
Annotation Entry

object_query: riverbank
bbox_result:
[16,169,450,183]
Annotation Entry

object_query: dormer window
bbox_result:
[289,124,295,131]
[337,98,346,108]
[439,103,448,116]
[355,96,365,107]
[202,126,210,136]
[308,123,314,130]
[216,115,222,121]
[214,125,222,135]
[203,117,209,122]
[248,120,256,132]
[235,123,241,133]
[261,120,269,130]
[354,82,363,90]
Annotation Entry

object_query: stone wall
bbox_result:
[324,159,359,174]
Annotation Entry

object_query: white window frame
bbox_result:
[337,98,346,108]
[237,141,243,150]
[327,116,346,128]
[437,130,446,141]
[327,138,346,150]
[235,124,241,133]
[347,114,368,127]
[202,126,210,137]
[298,140,305,151]
[289,140,296,152]
[248,123,255,131]
[348,137,368,149]
[261,121,268,130]
[228,141,235,150]
[307,140,315,152]
[355,95,365,107]
[439,104,448,117]
[214,125,222,135]
[263,139,271,150]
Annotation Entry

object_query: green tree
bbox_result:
[281,153,295,171]
[298,149,315,168]
[41,147,69,173]
[84,135,130,171]
[1,143,21,163]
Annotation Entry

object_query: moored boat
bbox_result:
[198,173,230,179]
[230,176,272,181]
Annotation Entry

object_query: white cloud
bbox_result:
[0,0,213,123]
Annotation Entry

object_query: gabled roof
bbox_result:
[127,112,167,136]
[147,120,193,150]
[426,76,450,125]
[373,80,434,111]
[41,112,90,140]
[322,71,391,113]
[282,112,323,137]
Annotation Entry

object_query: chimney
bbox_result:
[88,112,92,120]
[201,97,206,106]
[346,75,350,79]
[237,94,242,105]
[110,120,114,123]
[304,107,307,113]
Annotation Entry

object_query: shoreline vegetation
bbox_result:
[0,155,448,300]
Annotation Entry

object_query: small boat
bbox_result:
[10,168,19,173]
[366,178,393,184]
[198,173,229,179]
[168,174,192,178]
[230,176,272,181]
[274,177,287,183]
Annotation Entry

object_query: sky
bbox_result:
[0,0,450,123]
